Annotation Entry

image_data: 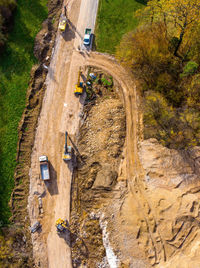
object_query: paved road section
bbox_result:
[74,0,99,50]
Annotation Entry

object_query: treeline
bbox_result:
[0,0,16,50]
[117,0,200,149]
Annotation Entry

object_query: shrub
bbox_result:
[0,0,17,51]
[144,91,200,149]
[116,23,175,91]
[180,61,199,78]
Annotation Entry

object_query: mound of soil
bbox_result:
[70,69,126,267]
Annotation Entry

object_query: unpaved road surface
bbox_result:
[29,0,139,267]
[29,0,100,267]
[28,0,200,266]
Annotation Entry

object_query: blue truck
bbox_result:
[39,155,50,180]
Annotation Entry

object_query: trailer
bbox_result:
[39,155,50,180]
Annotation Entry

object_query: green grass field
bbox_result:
[95,0,146,54]
[0,0,48,224]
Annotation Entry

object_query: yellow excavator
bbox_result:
[58,6,68,32]
[56,218,68,233]
[63,131,72,161]
[74,68,84,96]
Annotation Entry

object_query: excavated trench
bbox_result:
[73,54,200,268]
[70,68,126,267]
[0,1,64,267]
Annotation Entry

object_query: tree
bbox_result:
[138,0,200,59]
[117,0,200,149]
[0,0,16,50]
[143,91,200,149]
[116,22,173,89]
[180,61,199,77]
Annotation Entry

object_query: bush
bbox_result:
[186,74,200,108]
[180,61,199,78]
[0,0,17,51]
[116,5,200,149]
[144,91,175,144]
[116,23,176,91]
[144,91,200,149]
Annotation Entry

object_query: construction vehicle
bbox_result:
[58,6,68,32]
[63,131,72,161]
[74,68,84,96]
[58,14,67,32]
[83,28,91,46]
[56,218,68,233]
[39,155,50,180]
[30,221,41,233]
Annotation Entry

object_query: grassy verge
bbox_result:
[95,0,146,54]
[0,0,48,224]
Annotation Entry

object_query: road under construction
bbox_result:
[28,0,139,267]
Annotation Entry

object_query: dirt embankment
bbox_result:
[0,1,63,267]
[70,69,126,267]
[136,139,200,267]
[76,54,200,268]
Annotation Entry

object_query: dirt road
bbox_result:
[28,0,200,266]
[28,0,140,267]
[28,0,102,267]
[29,49,138,267]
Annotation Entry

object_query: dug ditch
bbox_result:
[70,68,126,267]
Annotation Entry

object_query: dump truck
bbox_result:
[39,155,50,180]
[83,28,91,46]
[63,131,72,161]
[74,68,84,95]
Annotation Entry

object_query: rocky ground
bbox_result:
[103,138,200,267]
[2,0,200,264]
[70,69,126,267]
[137,139,200,267]
[69,66,200,268]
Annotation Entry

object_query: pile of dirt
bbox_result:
[74,56,200,267]
[34,0,63,63]
[0,0,63,267]
[70,69,126,267]
[137,139,200,267]
[107,138,200,267]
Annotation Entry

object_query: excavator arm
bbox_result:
[64,131,68,154]
[63,131,72,161]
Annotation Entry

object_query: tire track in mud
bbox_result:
[29,48,164,267]
[70,71,126,266]
[83,53,166,266]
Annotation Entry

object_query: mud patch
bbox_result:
[70,69,126,267]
